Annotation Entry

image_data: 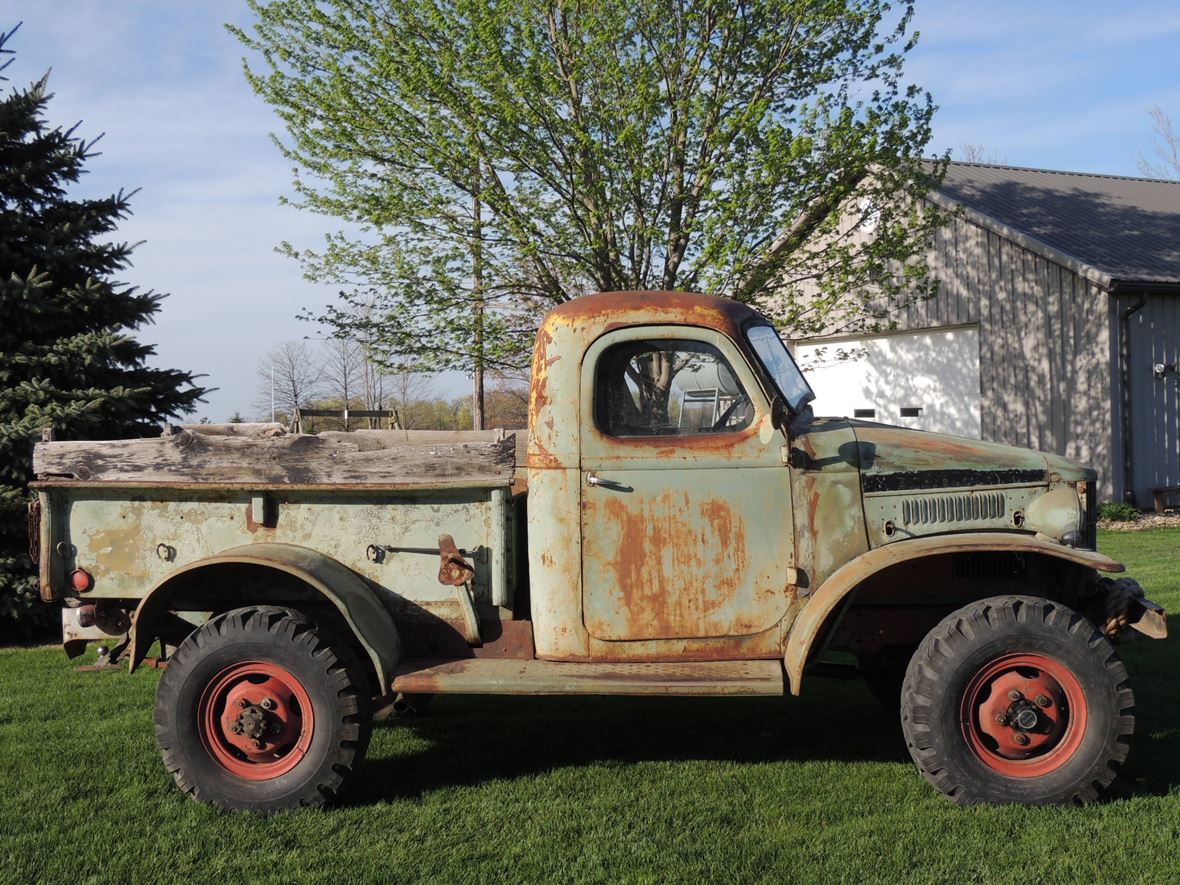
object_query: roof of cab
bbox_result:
[528,291,770,469]
[541,290,766,340]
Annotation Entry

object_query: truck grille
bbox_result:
[901,492,1006,526]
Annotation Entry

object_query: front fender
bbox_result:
[129,543,401,690]
[784,533,1126,695]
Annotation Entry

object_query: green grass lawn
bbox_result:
[3,529,1180,884]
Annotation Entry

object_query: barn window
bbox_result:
[854,408,876,418]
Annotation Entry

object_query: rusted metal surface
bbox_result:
[583,632,787,663]
[392,657,785,696]
[1093,577,1167,639]
[851,421,1101,548]
[39,287,1166,712]
[576,321,796,649]
[527,467,590,659]
[851,423,1057,489]
[26,498,41,567]
[960,653,1087,777]
[129,543,403,689]
[438,533,481,644]
[34,490,57,602]
[788,418,870,599]
[199,660,313,780]
[783,533,1130,695]
[61,602,130,650]
[399,616,535,660]
[437,534,475,586]
[41,483,513,611]
[527,291,768,473]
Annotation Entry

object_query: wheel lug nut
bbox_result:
[1008,690,1022,701]
[1013,733,1030,746]
[995,713,1008,726]
[261,698,276,711]
[1035,694,1051,707]
[251,739,264,750]
[231,724,242,734]
[237,698,249,709]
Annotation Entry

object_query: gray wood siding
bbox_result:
[906,214,1115,498]
[797,207,1117,498]
[914,214,1115,498]
[1128,294,1180,504]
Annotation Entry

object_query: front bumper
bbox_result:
[1092,577,1167,640]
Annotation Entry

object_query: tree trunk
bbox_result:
[472,157,486,430]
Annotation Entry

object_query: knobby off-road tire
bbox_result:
[154,606,372,813]
[901,595,1134,805]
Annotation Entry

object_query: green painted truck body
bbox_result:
[31,291,1163,698]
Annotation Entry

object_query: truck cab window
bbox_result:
[594,339,754,437]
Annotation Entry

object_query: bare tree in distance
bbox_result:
[1137,105,1180,179]
[319,337,364,429]
[386,367,435,429]
[958,144,1007,165]
[484,379,529,429]
[254,341,323,422]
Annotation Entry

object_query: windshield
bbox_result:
[745,325,814,413]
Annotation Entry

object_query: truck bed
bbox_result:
[31,426,526,623]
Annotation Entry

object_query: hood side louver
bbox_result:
[901,492,1006,526]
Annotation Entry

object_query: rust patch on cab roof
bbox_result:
[546,290,766,341]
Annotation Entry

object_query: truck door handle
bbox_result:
[585,471,632,492]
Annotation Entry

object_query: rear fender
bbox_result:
[784,533,1128,695]
[129,543,401,689]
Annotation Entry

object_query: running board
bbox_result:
[392,658,785,697]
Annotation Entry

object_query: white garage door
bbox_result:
[793,326,981,438]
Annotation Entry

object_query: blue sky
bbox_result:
[8,1,1180,421]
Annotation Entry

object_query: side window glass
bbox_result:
[594,339,754,437]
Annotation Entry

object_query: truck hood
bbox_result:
[848,422,1096,492]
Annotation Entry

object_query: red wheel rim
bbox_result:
[197,661,315,780]
[959,653,1087,778]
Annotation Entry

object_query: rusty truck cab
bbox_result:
[526,291,809,663]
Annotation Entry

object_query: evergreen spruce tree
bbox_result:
[0,25,207,636]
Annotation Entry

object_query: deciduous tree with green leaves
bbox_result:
[233,0,943,426]
[0,25,207,636]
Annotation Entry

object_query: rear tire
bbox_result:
[901,595,1134,805]
[154,606,371,812]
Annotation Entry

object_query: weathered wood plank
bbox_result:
[179,423,287,438]
[315,429,509,448]
[33,430,516,487]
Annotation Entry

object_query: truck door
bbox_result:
[579,326,794,642]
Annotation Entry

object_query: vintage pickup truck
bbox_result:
[30,291,1165,812]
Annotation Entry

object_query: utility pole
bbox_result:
[270,363,275,423]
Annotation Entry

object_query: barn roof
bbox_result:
[929,161,1180,293]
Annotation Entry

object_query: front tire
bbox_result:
[154,606,371,812]
[901,595,1134,805]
